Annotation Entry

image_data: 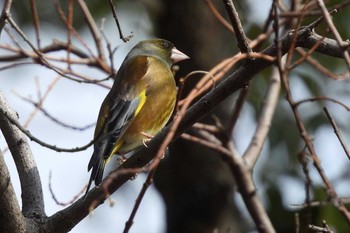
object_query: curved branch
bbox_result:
[0,150,26,233]
[0,92,45,218]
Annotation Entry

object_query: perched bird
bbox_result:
[84,39,189,198]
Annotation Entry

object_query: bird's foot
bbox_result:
[160,150,166,159]
[130,173,138,180]
[117,154,127,166]
[141,132,154,147]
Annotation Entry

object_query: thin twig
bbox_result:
[29,0,41,48]
[206,0,234,33]
[49,171,85,206]
[76,0,106,61]
[123,166,158,233]
[323,107,350,161]
[0,0,12,35]
[291,197,350,209]
[308,221,334,233]
[181,133,232,156]
[18,95,95,131]
[294,96,350,111]
[298,149,313,226]
[222,0,252,54]
[296,47,350,80]
[107,0,133,42]
[0,105,95,152]
[21,76,61,128]
[66,0,73,70]
[6,16,97,82]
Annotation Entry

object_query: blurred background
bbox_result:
[1,0,350,232]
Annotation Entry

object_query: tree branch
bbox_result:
[0,150,26,233]
[46,20,350,232]
[226,142,276,233]
[222,0,252,53]
[243,66,281,167]
[316,0,350,67]
[0,92,45,218]
[0,0,12,34]
[76,0,106,61]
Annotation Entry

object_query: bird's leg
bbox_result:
[117,154,127,166]
[141,132,169,159]
[141,132,154,147]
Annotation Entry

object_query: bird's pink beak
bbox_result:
[171,47,189,63]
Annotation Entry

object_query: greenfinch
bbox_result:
[84,39,189,198]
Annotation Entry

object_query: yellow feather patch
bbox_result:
[135,89,147,116]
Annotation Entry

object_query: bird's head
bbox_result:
[129,39,189,66]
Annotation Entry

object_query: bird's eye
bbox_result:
[162,41,170,49]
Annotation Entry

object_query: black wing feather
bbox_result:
[84,97,141,199]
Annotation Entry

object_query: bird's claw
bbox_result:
[141,132,154,148]
[117,154,127,166]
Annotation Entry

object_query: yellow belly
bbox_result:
[118,92,176,154]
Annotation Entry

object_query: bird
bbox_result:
[84,39,189,199]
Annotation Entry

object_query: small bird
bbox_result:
[84,39,189,198]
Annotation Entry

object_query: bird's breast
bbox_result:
[117,58,177,154]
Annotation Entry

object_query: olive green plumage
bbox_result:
[84,39,189,198]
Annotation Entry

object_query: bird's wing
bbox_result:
[86,95,144,187]
[103,93,146,158]
[86,56,148,190]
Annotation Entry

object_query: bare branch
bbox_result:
[0,0,12,34]
[45,17,350,232]
[123,167,158,233]
[276,18,350,228]
[76,0,106,61]
[29,0,41,48]
[324,107,350,161]
[295,96,350,111]
[243,66,281,168]
[0,150,26,233]
[0,103,95,152]
[316,0,350,68]
[19,96,95,131]
[206,0,234,33]
[107,0,133,42]
[6,16,95,83]
[222,0,252,53]
[0,92,45,217]
[226,142,276,233]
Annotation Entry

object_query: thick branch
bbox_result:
[300,30,350,58]
[0,150,26,233]
[47,24,350,232]
[0,92,45,218]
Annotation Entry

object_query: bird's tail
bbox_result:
[83,151,106,200]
